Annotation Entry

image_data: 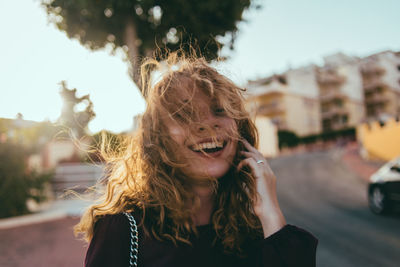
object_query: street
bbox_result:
[272,149,400,267]
[1,149,399,266]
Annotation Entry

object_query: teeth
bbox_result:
[191,141,224,152]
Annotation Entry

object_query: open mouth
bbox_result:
[189,140,227,154]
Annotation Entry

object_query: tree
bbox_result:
[42,0,259,96]
[59,81,96,138]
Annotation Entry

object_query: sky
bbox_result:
[1,0,399,133]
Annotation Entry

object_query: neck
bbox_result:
[192,185,215,226]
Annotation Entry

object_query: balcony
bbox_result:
[330,120,349,131]
[322,114,349,131]
[360,62,385,75]
[271,117,288,129]
[319,89,346,102]
[256,102,285,116]
[365,94,389,105]
[317,70,345,85]
[366,102,390,118]
[321,106,348,119]
[363,76,386,92]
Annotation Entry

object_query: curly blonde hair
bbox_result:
[75,53,262,254]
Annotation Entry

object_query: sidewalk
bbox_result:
[0,198,91,230]
[0,216,86,267]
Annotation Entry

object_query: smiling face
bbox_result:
[144,59,257,185]
[164,89,238,181]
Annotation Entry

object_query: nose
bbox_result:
[196,110,220,132]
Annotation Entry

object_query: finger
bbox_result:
[239,151,255,158]
[239,151,273,172]
[237,158,263,178]
[237,158,254,172]
[241,139,260,154]
[240,146,265,163]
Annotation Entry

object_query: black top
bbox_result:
[85,213,318,267]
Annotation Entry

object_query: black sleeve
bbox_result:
[260,224,318,267]
[85,214,131,267]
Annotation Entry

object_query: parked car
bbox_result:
[368,157,400,214]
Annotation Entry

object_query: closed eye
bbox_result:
[213,107,226,115]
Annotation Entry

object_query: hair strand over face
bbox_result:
[74,51,262,255]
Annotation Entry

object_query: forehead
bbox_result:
[181,89,216,105]
[164,80,219,106]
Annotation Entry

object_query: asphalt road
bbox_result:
[1,149,399,267]
[271,149,400,267]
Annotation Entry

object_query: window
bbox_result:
[277,75,287,85]
[335,99,343,107]
[390,164,400,173]
[342,115,348,124]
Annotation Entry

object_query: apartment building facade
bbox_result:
[245,50,400,137]
[318,53,365,131]
[246,66,321,137]
[360,51,400,121]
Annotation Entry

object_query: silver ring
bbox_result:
[256,160,264,164]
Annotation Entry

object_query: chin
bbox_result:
[181,139,237,180]
[193,161,232,179]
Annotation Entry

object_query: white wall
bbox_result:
[45,140,76,168]
[379,52,400,92]
[286,66,320,98]
[254,116,279,157]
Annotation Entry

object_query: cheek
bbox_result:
[223,118,238,136]
[167,124,186,146]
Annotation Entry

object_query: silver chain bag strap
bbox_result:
[124,212,139,267]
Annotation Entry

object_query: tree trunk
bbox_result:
[124,16,144,96]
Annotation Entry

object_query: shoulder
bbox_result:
[90,213,131,248]
[94,213,128,231]
[85,212,142,267]
[93,211,141,239]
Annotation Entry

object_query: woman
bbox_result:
[76,54,318,267]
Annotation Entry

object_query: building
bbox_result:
[246,50,400,139]
[357,118,400,161]
[253,116,279,158]
[246,65,321,137]
[360,51,400,121]
[318,53,365,132]
[0,116,90,171]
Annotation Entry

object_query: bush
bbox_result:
[278,130,299,148]
[320,127,355,142]
[277,127,356,149]
[0,142,52,218]
[300,134,319,144]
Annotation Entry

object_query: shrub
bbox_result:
[0,142,52,218]
[278,130,299,148]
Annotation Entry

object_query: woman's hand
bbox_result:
[237,139,286,238]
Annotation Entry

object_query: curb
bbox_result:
[0,199,89,230]
[0,210,68,230]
